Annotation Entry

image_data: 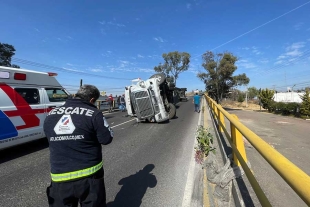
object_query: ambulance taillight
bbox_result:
[14,73,26,80]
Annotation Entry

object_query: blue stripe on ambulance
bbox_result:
[0,110,18,140]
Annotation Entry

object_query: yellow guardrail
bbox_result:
[205,95,310,206]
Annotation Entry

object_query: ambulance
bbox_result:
[0,66,70,150]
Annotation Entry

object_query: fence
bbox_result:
[205,95,310,206]
[96,100,119,111]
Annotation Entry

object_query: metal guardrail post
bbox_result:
[230,114,248,166]
[213,103,218,118]
[217,107,225,132]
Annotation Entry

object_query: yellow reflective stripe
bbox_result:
[51,161,103,182]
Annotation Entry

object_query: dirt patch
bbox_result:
[220,100,266,111]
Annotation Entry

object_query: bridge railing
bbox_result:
[205,95,310,206]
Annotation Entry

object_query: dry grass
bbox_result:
[220,99,265,111]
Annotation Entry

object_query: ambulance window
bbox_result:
[14,88,40,105]
[45,88,69,102]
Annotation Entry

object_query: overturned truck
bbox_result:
[124,73,179,123]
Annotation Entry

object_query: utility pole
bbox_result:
[80,79,83,88]
[245,85,248,107]
[291,84,296,102]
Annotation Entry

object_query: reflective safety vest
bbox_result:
[51,161,103,182]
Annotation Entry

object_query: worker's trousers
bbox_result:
[46,173,107,207]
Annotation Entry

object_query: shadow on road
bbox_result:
[107,164,157,207]
[0,138,49,164]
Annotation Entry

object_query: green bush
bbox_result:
[272,102,300,116]
[300,90,310,117]
[258,89,275,111]
[237,94,245,103]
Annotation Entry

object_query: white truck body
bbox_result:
[125,77,169,122]
[0,66,69,150]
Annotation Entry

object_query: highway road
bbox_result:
[0,98,202,207]
[222,109,310,207]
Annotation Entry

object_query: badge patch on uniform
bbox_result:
[54,115,76,135]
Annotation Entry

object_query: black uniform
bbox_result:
[44,98,113,207]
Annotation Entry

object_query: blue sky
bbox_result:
[1,0,310,94]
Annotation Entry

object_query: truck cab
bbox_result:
[125,74,177,123]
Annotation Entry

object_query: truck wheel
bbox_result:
[168,103,176,119]
[150,73,166,85]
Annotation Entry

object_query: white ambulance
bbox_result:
[0,66,70,150]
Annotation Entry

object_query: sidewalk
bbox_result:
[201,97,241,207]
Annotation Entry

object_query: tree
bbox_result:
[300,90,310,117]
[0,42,19,68]
[258,88,275,111]
[248,87,259,99]
[197,51,249,103]
[154,51,190,85]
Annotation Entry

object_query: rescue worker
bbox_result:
[44,84,114,207]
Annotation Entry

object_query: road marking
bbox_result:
[182,101,203,207]
[110,119,136,129]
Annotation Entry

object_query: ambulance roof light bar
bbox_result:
[14,73,26,80]
[47,72,58,76]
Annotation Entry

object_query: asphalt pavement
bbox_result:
[0,98,202,207]
[222,109,310,207]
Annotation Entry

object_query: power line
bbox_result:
[261,50,310,75]
[12,58,134,80]
[193,1,310,58]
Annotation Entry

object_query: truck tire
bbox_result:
[150,73,166,85]
[168,103,176,119]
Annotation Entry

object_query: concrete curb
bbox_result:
[202,98,217,207]
[203,98,246,207]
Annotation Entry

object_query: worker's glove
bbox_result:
[103,117,114,138]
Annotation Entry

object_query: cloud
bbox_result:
[34,28,40,32]
[99,20,125,27]
[186,3,191,9]
[275,42,306,64]
[107,51,112,53]
[62,67,82,72]
[138,68,153,73]
[67,36,73,39]
[237,59,257,69]
[107,21,125,27]
[57,38,62,41]
[258,59,269,64]
[252,46,261,55]
[274,60,283,65]
[91,69,103,72]
[293,22,304,30]
[135,18,140,21]
[137,54,144,58]
[153,37,165,43]
[119,60,129,64]
[240,47,250,50]
[286,42,305,51]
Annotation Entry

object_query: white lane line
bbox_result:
[110,119,136,129]
[182,100,203,207]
